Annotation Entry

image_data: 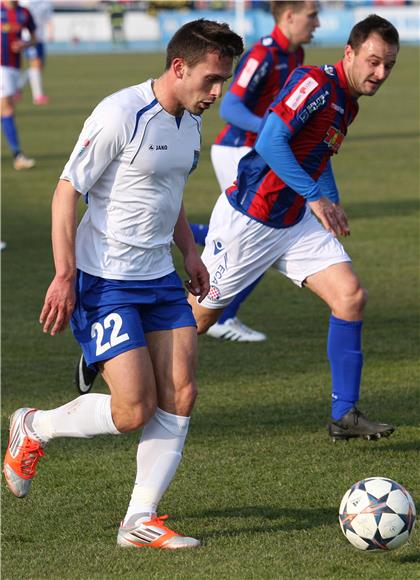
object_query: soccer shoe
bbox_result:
[117,514,200,550]
[206,317,267,342]
[328,407,395,442]
[13,153,35,171]
[75,354,98,394]
[33,95,49,105]
[3,408,45,498]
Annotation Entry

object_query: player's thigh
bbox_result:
[273,209,351,288]
[146,326,198,416]
[100,346,157,415]
[211,145,250,191]
[0,67,20,100]
[199,193,284,310]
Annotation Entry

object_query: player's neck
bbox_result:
[152,76,184,117]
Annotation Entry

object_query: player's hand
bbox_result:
[11,40,25,53]
[184,254,210,303]
[39,276,76,336]
[308,198,350,237]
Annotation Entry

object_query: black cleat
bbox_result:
[328,407,395,442]
[75,354,98,394]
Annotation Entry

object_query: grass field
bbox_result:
[1,47,419,579]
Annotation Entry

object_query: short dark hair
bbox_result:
[347,14,400,51]
[270,1,306,20]
[165,19,244,70]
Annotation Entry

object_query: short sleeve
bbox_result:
[229,44,271,100]
[60,104,131,195]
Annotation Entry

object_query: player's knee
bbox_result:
[336,285,367,318]
[112,400,156,433]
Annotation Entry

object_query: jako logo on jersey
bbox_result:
[78,139,91,156]
[286,77,319,111]
[237,58,260,89]
[324,126,345,153]
[156,145,168,150]
[323,65,335,76]
[213,240,224,255]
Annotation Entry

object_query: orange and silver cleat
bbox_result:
[117,514,200,549]
[3,408,45,498]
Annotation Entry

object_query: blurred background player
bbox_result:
[189,15,399,442]
[1,0,37,169]
[190,0,320,342]
[3,19,243,549]
[19,0,53,105]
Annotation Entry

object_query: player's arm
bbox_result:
[220,92,262,133]
[255,112,349,237]
[39,180,81,336]
[318,160,350,234]
[11,9,38,53]
[173,203,209,303]
[220,46,271,132]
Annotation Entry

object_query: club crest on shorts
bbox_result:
[207,286,221,302]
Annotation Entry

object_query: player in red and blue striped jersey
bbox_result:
[191,1,320,342]
[1,0,37,169]
[190,15,400,441]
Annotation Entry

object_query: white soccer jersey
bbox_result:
[61,79,201,280]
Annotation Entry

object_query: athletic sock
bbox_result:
[28,67,44,100]
[124,407,190,522]
[327,315,363,420]
[1,115,20,156]
[28,394,121,443]
[190,223,208,246]
[219,274,264,323]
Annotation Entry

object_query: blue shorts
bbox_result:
[71,270,196,367]
[25,42,45,63]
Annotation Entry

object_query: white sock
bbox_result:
[28,67,44,99]
[124,407,190,523]
[29,394,120,443]
[18,70,28,90]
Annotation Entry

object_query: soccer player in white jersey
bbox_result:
[3,20,243,550]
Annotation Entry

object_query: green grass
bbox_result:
[2,47,420,579]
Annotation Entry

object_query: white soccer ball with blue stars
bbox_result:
[339,477,416,551]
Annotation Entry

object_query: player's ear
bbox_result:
[172,57,186,79]
[344,44,355,64]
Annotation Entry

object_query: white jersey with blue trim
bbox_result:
[61,79,202,280]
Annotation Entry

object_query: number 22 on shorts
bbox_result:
[91,312,130,356]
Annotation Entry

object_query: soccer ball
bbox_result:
[339,477,416,551]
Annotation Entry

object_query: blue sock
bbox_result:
[219,274,264,323]
[327,315,363,420]
[1,115,20,156]
[190,223,208,246]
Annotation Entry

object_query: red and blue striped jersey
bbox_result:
[226,61,359,229]
[214,26,304,148]
[1,2,35,68]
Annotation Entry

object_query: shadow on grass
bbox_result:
[189,505,337,537]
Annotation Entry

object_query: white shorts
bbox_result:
[0,66,21,98]
[210,144,251,192]
[200,193,351,309]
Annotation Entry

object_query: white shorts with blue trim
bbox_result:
[200,193,351,309]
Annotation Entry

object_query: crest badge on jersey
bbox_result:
[324,126,345,153]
